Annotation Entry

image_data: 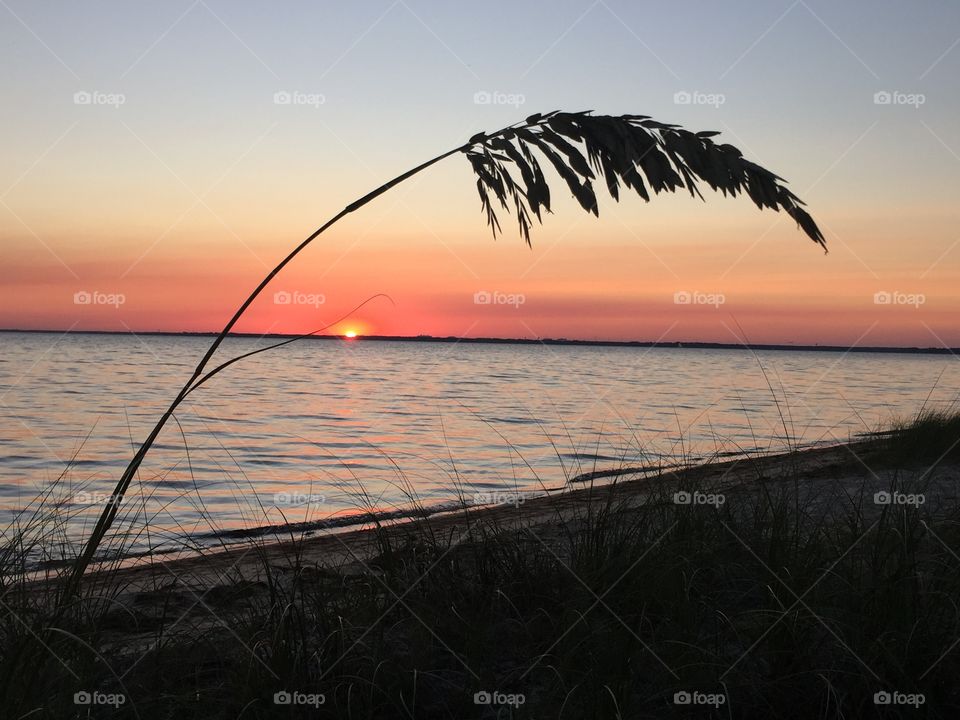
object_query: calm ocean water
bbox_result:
[1,331,957,561]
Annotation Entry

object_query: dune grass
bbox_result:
[879,408,960,464]
[0,410,959,718]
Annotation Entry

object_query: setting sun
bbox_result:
[3,3,960,713]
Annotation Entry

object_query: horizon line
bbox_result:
[0,328,955,355]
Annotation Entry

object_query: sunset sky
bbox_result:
[1,0,958,347]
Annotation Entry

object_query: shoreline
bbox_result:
[74,438,890,595]
[11,419,959,717]
[2,328,956,355]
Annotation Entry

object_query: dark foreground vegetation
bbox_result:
[2,411,959,718]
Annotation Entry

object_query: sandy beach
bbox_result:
[74,437,959,623]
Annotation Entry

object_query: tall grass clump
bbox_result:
[65,110,825,596]
[3,109,834,717]
[882,408,960,464]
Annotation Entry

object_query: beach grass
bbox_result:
[1,410,959,718]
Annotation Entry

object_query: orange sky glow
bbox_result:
[1,1,958,348]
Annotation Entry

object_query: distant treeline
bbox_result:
[2,328,956,355]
